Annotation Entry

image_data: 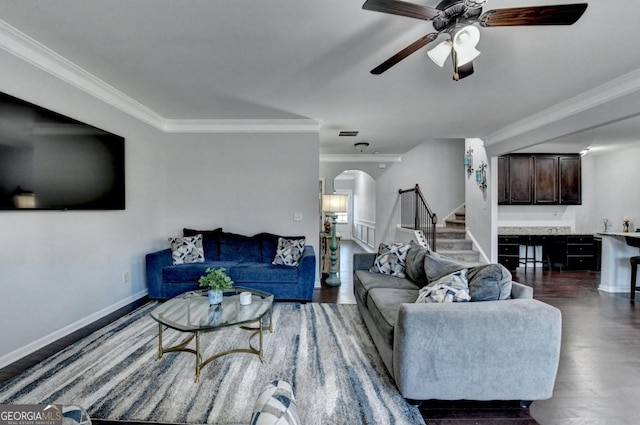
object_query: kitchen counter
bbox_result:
[598,232,640,293]
[498,226,595,236]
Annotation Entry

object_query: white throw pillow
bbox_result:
[272,238,306,266]
[369,242,411,278]
[168,234,205,265]
[415,269,471,303]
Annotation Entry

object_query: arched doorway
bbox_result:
[332,170,376,249]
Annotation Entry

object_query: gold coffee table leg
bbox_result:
[195,331,201,383]
[157,323,163,359]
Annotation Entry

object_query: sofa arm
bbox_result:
[296,245,316,300]
[511,281,533,299]
[354,253,376,271]
[393,299,561,401]
[145,248,173,299]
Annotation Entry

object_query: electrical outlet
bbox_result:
[293,212,303,221]
[122,272,130,284]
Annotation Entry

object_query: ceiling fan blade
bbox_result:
[479,3,588,27]
[371,33,439,75]
[362,0,440,21]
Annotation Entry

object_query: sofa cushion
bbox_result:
[466,263,513,301]
[424,250,467,283]
[229,262,298,284]
[354,270,421,307]
[219,232,262,262]
[183,227,222,260]
[272,238,306,267]
[369,242,411,278]
[162,261,239,283]
[404,241,428,284]
[367,287,419,349]
[168,234,205,265]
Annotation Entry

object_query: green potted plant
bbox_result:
[199,267,234,305]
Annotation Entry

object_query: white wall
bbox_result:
[0,51,321,366]
[0,50,165,365]
[352,171,376,224]
[160,132,319,243]
[375,139,464,245]
[590,145,640,232]
[465,138,492,262]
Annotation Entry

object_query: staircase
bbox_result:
[436,206,483,266]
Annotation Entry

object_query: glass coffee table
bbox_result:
[150,287,274,382]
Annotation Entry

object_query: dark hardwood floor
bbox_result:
[2,241,638,425]
[317,241,640,425]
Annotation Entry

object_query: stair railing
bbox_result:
[399,184,438,251]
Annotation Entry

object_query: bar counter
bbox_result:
[599,232,640,293]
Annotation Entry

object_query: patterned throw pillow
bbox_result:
[415,269,471,303]
[251,380,300,425]
[369,242,411,278]
[168,234,205,265]
[272,238,306,267]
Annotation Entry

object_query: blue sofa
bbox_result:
[146,229,316,301]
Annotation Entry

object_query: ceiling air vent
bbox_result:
[338,131,359,137]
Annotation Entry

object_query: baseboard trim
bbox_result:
[0,289,149,369]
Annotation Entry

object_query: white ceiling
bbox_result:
[0,0,639,156]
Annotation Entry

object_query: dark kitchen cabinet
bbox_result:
[498,236,520,271]
[559,156,582,204]
[507,156,533,204]
[566,235,595,270]
[497,156,508,204]
[534,155,558,204]
[497,234,598,271]
[498,154,581,205]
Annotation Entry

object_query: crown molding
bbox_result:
[488,67,640,145]
[0,19,166,130]
[320,154,402,163]
[163,119,321,133]
[0,19,321,135]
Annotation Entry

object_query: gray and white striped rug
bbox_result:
[0,302,425,425]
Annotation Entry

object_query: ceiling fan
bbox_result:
[363,0,588,80]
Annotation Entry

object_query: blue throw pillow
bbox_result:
[183,227,222,260]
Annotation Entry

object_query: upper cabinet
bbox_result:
[498,154,581,205]
[559,156,582,204]
[507,155,533,204]
[534,155,559,204]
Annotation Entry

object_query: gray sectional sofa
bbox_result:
[353,249,562,404]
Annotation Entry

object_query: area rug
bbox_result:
[0,302,425,425]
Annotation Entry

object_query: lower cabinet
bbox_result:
[566,235,596,270]
[498,236,520,271]
[498,234,599,271]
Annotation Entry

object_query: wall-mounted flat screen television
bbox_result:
[0,91,125,210]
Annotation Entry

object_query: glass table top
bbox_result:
[150,287,273,332]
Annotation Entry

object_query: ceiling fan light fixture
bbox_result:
[454,44,480,66]
[453,25,481,66]
[427,40,452,67]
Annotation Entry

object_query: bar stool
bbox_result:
[631,256,640,303]
[519,236,544,273]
